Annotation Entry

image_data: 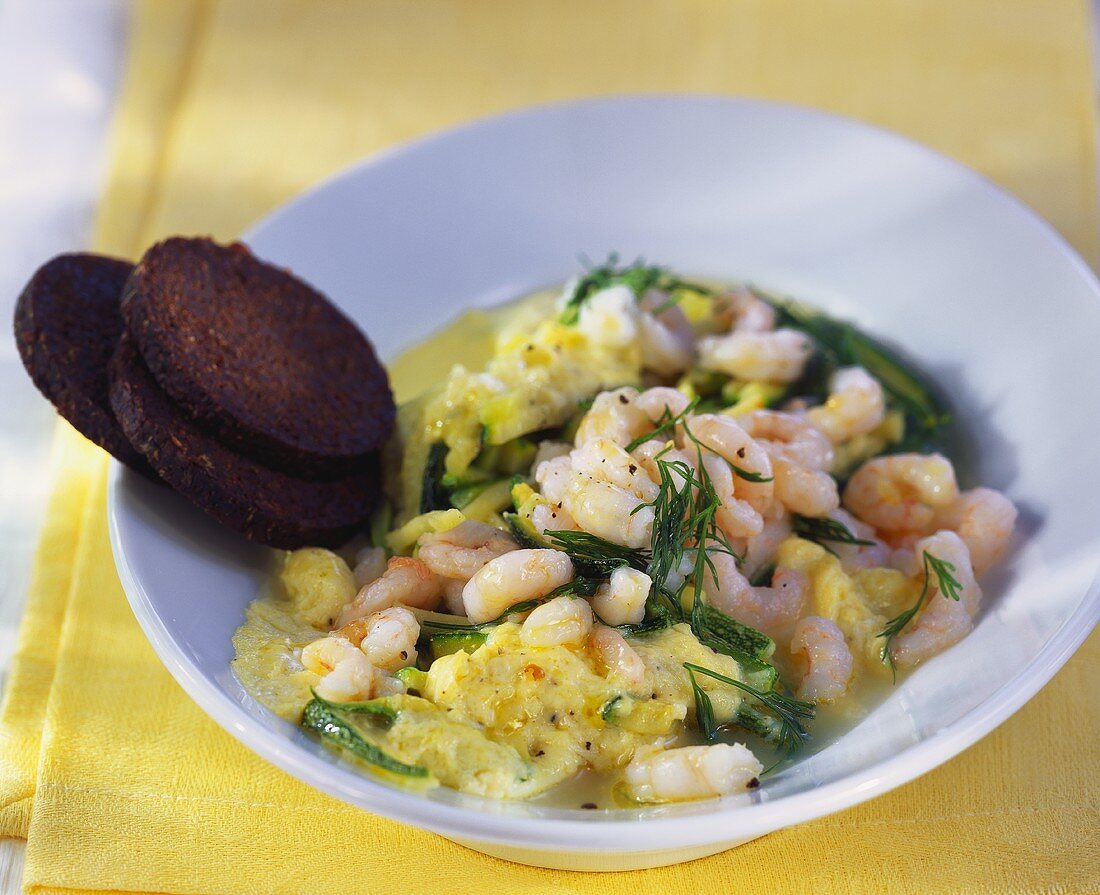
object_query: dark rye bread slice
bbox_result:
[110,331,380,549]
[121,237,394,479]
[13,253,156,477]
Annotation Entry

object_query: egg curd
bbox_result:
[232,258,1016,806]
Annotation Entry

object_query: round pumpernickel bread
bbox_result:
[109,331,380,549]
[121,237,394,479]
[13,253,155,477]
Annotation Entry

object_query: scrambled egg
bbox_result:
[777,536,918,673]
[232,587,754,799]
[390,292,645,520]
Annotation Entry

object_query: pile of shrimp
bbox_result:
[297,284,1017,803]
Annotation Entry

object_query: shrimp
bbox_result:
[843,453,959,533]
[724,287,778,333]
[357,606,420,672]
[335,556,443,627]
[535,453,574,503]
[520,595,594,648]
[634,386,691,423]
[705,551,808,641]
[417,520,518,581]
[933,487,1017,574]
[702,452,764,538]
[697,328,814,383]
[624,743,763,803]
[530,501,580,535]
[689,414,774,512]
[563,477,655,549]
[790,616,853,704]
[462,549,574,624]
[441,578,467,616]
[738,505,793,581]
[889,530,982,670]
[573,387,649,447]
[591,566,651,626]
[300,636,381,702]
[739,410,838,517]
[571,438,660,502]
[771,457,840,518]
[588,625,647,692]
[637,292,696,375]
[559,438,657,548]
[632,440,697,495]
[739,410,833,470]
[351,546,388,590]
[825,508,892,570]
[805,367,886,444]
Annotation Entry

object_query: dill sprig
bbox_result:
[791,515,874,557]
[680,417,775,485]
[686,665,719,742]
[877,550,963,678]
[559,254,713,325]
[542,530,647,577]
[636,452,698,599]
[624,397,699,453]
[684,662,815,758]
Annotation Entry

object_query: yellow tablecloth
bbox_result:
[2,2,1097,893]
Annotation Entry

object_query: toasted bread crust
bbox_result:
[13,253,155,476]
[121,237,394,479]
[110,332,380,548]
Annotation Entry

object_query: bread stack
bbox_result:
[14,237,394,548]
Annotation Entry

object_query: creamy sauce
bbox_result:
[387,291,558,404]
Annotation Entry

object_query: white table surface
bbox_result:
[0,1,1096,892]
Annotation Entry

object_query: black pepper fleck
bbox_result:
[747,777,761,789]
[618,394,629,404]
[581,802,598,810]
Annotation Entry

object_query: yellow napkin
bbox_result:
[3,1,1098,893]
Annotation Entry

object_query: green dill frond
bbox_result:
[877,550,961,678]
[559,255,713,325]
[791,515,874,556]
[542,530,648,577]
[685,666,718,742]
[683,662,814,758]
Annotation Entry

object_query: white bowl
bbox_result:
[108,96,1100,871]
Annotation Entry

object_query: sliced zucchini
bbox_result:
[395,667,428,693]
[720,380,789,416]
[385,509,465,554]
[449,477,509,510]
[419,441,451,513]
[732,703,784,746]
[457,479,513,521]
[694,603,775,661]
[429,630,488,659]
[503,512,554,550]
[598,695,679,735]
[301,697,429,778]
[480,391,561,445]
